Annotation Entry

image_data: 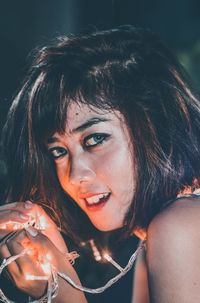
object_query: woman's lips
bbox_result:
[84,193,111,211]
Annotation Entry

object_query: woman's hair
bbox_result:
[2,25,200,240]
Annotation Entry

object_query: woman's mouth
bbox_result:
[83,193,111,211]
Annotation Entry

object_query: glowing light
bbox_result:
[36,214,49,230]
[0,215,36,231]
[25,273,49,281]
[46,253,52,261]
[0,221,23,230]
[104,254,111,261]
[95,255,102,261]
[40,262,51,276]
[89,239,102,262]
[24,247,35,256]
[177,186,193,197]
[104,253,124,272]
[0,238,147,300]
[177,178,200,198]
[37,253,54,276]
[13,224,21,230]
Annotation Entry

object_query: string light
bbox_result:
[25,274,49,281]
[89,239,102,261]
[0,209,146,302]
[0,217,36,231]
[0,239,146,301]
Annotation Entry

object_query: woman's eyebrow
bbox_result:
[47,117,110,144]
[71,117,110,133]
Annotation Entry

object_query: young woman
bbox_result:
[1,25,200,302]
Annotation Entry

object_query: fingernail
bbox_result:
[20,213,29,220]
[25,201,33,209]
[26,226,38,237]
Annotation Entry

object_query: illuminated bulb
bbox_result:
[46,253,52,261]
[13,224,21,230]
[104,254,124,272]
[37,214,49,230]
[25,273,49,281]
[24,247,35,256]
[104,254,111,261]
[38,253,53,276]
[40,262,51,276]
[89,239,102,262]
[0,215,37,231]
[0,221,22,230]
[95,255,102,261]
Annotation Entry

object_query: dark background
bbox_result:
[0,1,200,302]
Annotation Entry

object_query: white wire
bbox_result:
[56,239,146,294]
[0,240,146,301]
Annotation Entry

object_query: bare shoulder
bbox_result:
[146,196,200,302]
[148,196,200,243]
[147,196,200,267]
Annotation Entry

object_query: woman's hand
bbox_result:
[26,203,68,254]
[0,201,34,240]
[0,201,68,254]
[0,227,87,302]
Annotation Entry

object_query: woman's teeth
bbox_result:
[85,193,110,204]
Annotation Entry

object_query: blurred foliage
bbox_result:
[176,41,200,91]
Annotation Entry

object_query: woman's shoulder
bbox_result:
[146,195,200,270]
[146,196,200,302]
[147,195,200,242]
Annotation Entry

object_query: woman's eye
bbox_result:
[49,147,67,159]
[84,133,110,148]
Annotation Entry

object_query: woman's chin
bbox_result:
[91,220,123,232]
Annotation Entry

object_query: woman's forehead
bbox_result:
[65,102,122,132]
[47,102,131,146]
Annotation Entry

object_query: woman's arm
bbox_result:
[131,244,150,303]
[146,197,200,303]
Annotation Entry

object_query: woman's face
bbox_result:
[47,103,135,231]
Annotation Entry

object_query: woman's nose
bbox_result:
[69,157,96,186]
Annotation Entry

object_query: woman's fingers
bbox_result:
[0,209,29,223]
[0,231,21,275]
[0,201,34,226]
[0,209,30,240]
[0,201,34,212]
[0,202,67,255]
[0,202,35,238]
[6,230,37,274]
[2,228,48,298]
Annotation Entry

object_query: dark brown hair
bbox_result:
[2,25,200,240]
